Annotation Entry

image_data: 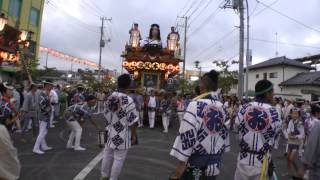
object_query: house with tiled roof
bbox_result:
[244,56,319,101]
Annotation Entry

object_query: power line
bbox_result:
[46,2,99,34]
[178,0,193,16]
[250,37,320,49]
[251,0,280,18]
[181,0,198,17]
[189,0,215,25]
[188,1,223,38]
[199,33,238,62]
[47,1,98,30]
[87,0,106,15]
[83,0,106,17]
[249,1,259,16]
[191,28,237,61]
[187,0,206,19]
[256,0,320,34]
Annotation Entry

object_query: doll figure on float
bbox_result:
[129,23,141,48]
[140,24,162,49]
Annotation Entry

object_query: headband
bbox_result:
[255,84,273,96]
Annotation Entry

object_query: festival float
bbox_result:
[121,23,182,90]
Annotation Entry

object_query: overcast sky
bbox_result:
[39,0,320,72]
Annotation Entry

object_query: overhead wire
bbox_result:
[250,37,320,49]
[189,0,215,25]
[191,0,280,63]
[188,0,224,38]
[191,28,238,61]
[181,0,198,17]
[187,0,207,19]
[46,2,100,34]
[85,0,106,16]
[256,0,320,34]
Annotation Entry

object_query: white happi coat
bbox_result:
[104,92,139,150]
[170,91,230,176]
[236,100,281,174]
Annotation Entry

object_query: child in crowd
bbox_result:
[286,108,305,179]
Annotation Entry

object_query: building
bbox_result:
[245,56,317,100]
[280,71,320,101]
[185,69,202,81]
[0,0,45,82]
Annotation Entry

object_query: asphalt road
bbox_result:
[12,116,291,180]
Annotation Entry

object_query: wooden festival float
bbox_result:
[121,23,182,90]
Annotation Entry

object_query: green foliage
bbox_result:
[17,54,40,82]
[88,79,116,92]
[32,67,62,80]
[213,60,239,95]
[176,78,197,95]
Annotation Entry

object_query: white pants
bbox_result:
[234,163,263,180]
[148,111,155,128]
[162,113,170,132]
[50,105,55,126]
[178,112,184,124]
[54,103,60,117]
[66,121,83,148]
[101,147,128,180]
[98,101,104,113]
[33,121,49,151]
[138,111,143,127]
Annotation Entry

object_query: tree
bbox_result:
[18,52,39,83]
[212,60,238,95]
[176,77,197,95]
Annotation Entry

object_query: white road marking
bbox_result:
[73,151,103,180]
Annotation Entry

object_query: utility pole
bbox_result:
[238,0,245,101]
[183,16,187,80]
[177,16,188,94]
[224,0,245,100]
[45,51,49,69]
[98,17,112,82]
[245,0,250,99]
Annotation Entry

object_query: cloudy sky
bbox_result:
[39,0,320,72]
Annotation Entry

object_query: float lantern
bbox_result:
[167,33,179,51]
[0,13,7,31]
[130,30,140,48]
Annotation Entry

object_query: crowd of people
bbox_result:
[1,69,320,180]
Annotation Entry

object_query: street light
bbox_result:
[0,13,7,31]
[194,60,202,78]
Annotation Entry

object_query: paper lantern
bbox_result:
[159,63,166,71]
[152,62,159,70]
[167,64,174,72]
[137,61,144,69]
[145,62,151,70]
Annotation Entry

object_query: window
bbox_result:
[269,72,278,78]
[263,73,267,79]
[30,8,40,26]
[256,74,259,79]
[9,0,22,18]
